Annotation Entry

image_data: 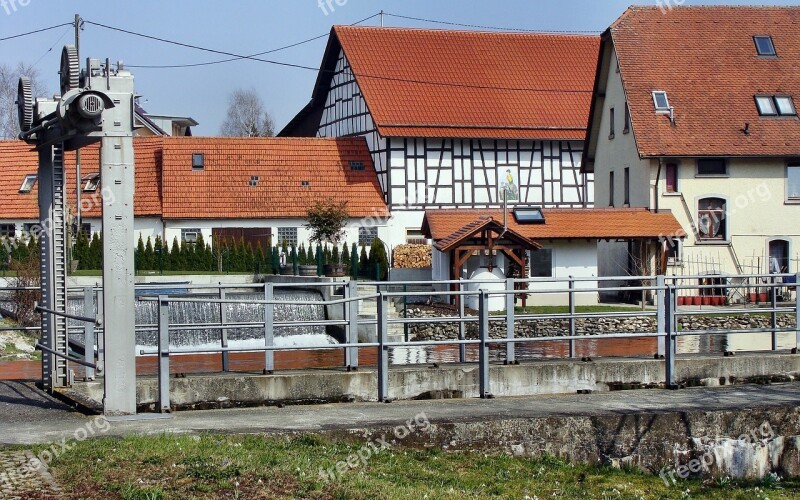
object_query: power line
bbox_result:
[382,12,601,34]
[32,27,72,68]
[0,22,74,43]
[82,19,592,94]
[127,13,382,69]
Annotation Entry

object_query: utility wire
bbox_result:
[0,22,74,42]
[83,19,592,94]
[383,12,601,34]
[32,27,72,68]
[127,13,382,69]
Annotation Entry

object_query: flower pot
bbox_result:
[759,293,769,303]
[748,292,758,303]
[701,296,712,306]
[324,263,345,277]
[691,296,702,306]
[678,296,687,306]
[279,266,294,276]
[298,265,318,277]
[711,296,724,306]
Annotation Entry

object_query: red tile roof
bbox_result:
[160,137,387,219]
[285,26,599,140]
[609,6,800,157]
[432,216,541,252]
[423,208,685,241]
[0,136,386,222]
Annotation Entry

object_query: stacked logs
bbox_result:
[392,244,432,269]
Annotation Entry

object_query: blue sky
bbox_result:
[2,0,799,135]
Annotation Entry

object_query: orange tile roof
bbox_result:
[322,27,599,140]
[0,136,385,223]
[160,137,387,220]
[609,6,800,157]
[423,208,685,241]
[0,138,163,221]
[433,216,541,252]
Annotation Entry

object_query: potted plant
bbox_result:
[298,243,317,276]
[305,198,349,277]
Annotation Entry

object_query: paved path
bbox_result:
[1,382,799,447]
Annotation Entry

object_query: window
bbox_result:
[0,224,15,238]
[697,198,726,240]
[609,171,615,207]
[665,163,678,193]
[652,91,670,113]
[19,174,36,193]
[23,223,41,240]
[277,227,298,247]
[609,107,615,139]
[624,167,630,206]
[623,104,630,134]
[82,174,100,192]
[192,153,205,170]
[80,223,92,236]
[181,228,202,246]
[349,161,365,171]
[513,208,545,224]
[529,249,553,278]
[697,158,727,176]
[755,95,796,117]
[754,35,776,56]
[788,163,800,200]
[359,226,378,246]
[249,176,259,187]
[405,228,426,244]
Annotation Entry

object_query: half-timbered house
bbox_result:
[280,26,601,248]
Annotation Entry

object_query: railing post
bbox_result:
[458,279,466,363]
[219,287,229,372]
[83,286,95,381]
[403,284,409,343]
[656,275,666,358]
[795,272,800,353]
[479,291,490,398]
[568,276,576,359]
[377,292,389,402]
[345,281,359,370]
[771,280,778,351]
[664,283,676,389]
[157,295,170,413]
[505,278,515,365]
[96,284,105,374]
[264,283,274,374]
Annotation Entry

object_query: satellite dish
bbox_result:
[17,76,33,132]
[59,45,80,95]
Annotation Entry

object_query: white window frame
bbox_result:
[277,227,298,247]
[754,35,777,57]
[652,91,670,113]
[181,228,202,246]
[19,174,36,193]
[787,163,800,202]
[82,174,100,192]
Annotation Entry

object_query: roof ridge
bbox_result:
[334,25,599,39]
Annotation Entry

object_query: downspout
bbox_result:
[654,158,663,213]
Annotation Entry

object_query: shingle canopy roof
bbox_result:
[610,6,800,157]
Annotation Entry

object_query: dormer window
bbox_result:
[19,174,36,193]
[754,35,776,56]
[192,153,205,171]
[755,95,796,117]
[82,174,100,192]
[652,91,670,113]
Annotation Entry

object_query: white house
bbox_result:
[280,26,601,248]
[583,6,800,278]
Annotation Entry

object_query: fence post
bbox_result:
[479,291,490,398]
[458,279,466,363]
[505,278,515,365]
[96,284,105,374]
[656,275,666,358]
[377,292,389,402]
[157,295,171,413]
[83,286,95,381]
[771,280,778,351]
[795,272,800,354]
[264,283,274,374]
[664,283,677,389]
[345,281,359,370]
[403,284,409,343]
[568,276,576,359]
[219,287,229,372]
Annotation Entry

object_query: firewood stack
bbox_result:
[392,244,432,269]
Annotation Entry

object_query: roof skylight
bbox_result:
[19,174,36,193]
[652,91,670,113]
[513,208,545,224]
[754,35,776,56]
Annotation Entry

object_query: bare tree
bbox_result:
[220,88,275,137]
[0,62,47,139]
